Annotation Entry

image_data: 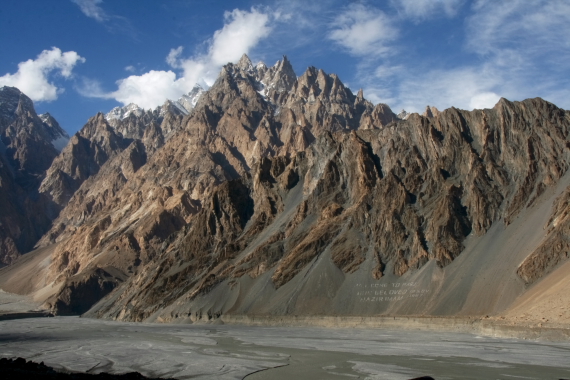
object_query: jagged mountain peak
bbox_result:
[39,112,69,151]
[105,85,205,122]
[293,65,355,105]
[176,84,205,114]
[273,55,294,75]
[397,109,410,120]
[0,86,68,153]
[105,103,144,121]
[237,53,254,72]
[214,55,297,106]
[259,55,296,95]
[0,86,35,123]
[422,105,440,118]
[39,112,53,122]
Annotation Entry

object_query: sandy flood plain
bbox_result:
[0,317,569,380]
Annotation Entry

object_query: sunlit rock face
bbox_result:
[2,57,570,323]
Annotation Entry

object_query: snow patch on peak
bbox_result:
[106,84,205,121]
[397,109,410,120]
[160,100,188,117]
[39,112,70,151]
[177,84,204,112]
[237,54,254,72]
[105,103,144,121]
[39,113,52,123]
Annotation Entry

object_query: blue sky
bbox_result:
[1,0,569,135]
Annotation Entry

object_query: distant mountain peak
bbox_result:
[105,84,205,122]
[176,84,205,114]
[397,109,410,120]
[39,112,69,151]
[0,86,34,122]
[105,103,144,121]
[0,86,69,152]
[256,61,267,70]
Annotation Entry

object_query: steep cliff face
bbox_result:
[2,57,570,322]
[0,87,68,266]
[81,97,570,322]
[36,56,399,315]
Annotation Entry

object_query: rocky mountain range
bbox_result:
[0,86,69,266]
[0,55,569,325]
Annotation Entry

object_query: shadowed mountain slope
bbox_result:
[0,86,69,266]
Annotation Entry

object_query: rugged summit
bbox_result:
[105,85,205,123]
[1,57,570,325]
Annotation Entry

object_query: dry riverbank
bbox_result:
[219,314,570,342]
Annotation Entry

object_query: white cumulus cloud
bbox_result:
[83,8,273,109]
[329,4,398,56]
[470,92,501,110]
[0,47,85,102]
[112,71,184,109]
[209,9,271,66]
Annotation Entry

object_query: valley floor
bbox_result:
[1,316,569,380]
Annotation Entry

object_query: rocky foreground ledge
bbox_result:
[0,358,174,380]
[0,358,436,380]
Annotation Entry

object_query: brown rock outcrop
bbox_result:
[517,186,570,284]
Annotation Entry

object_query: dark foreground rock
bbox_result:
[0,357,436,380]
[0,311,53,320]
[0,358,174,380]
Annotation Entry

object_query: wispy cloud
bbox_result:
[347,0,570,113]
[328,4,398,56]
[71,0,138,39]
[71,0,107,22]
[75,0,570,113]
[80,7,274,109]
[0,47,85,102]
[390,0,465,19]
[389,66,501,113]
[467,0,570,60]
